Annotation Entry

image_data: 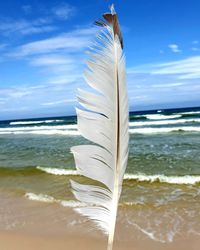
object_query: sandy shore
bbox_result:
[1,192,200,250]
[1,230,200,250]
[0,231,107,250]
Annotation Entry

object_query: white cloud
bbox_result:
[129,56,200,80]
[150,56,200,79]
[30,55,73,66]
[9,27,95,57]
[151,82,185,88]
[0,3,77,38]
[168,44,181,53]
[0,24,95,119]
[52,3,76,20]
[126,55,200,110]
[0,82,78,119]
[0,88,32,98]
[42,99,75,106]
[0,18,57,36]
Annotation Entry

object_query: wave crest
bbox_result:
[10,120,64,125]
[36,167,200,185]
[125,173,200,185]
[36,166,78,175]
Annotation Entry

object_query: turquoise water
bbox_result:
[1,107,200,192]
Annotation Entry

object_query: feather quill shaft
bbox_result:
[70,5,129,250]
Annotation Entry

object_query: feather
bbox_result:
[70,4,129,250]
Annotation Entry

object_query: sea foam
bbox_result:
[25,192,86,208]
[25,192,55,203]
[1,125,200,135]
[129,126,200,134]
[10,120,64,125]
[37,167,200,185]
[124,173,200,185]
[129,118,200,127]
[36,166,78,175]
[145,114,181,120]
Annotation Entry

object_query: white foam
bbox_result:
[129,126,200,134]
[37,167,200,185]
[0,124,77,132]
[0,124,78,135]
[129,118,200,127]
[128,221,166,243]
[10,120,64,125]
[25,193,55,203]
[180,111,200,115]
[60,200,86,208]
[37,166,78,175]
[124,173,200,185]
[145,114,181,120]
[25,192,86,208]
[1,125,200,135]
[0,131,79,135]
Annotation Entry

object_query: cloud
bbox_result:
[129,56,200,79]
[150,56,200,79]
[42,99,76,106]
[9,27,95,57]
[168,44,181,53]
[52,3,76,20]
[30,55,73,66]
[127,56,200,110]
[0,2,77,38]
[0,88,32,99]
[151,82,185,88]
[5,26,95,88]
[0,18,57,36]
[0,81,79,119]
[0,24,96,119]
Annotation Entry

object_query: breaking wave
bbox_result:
[129,126,200,134]
[0,125,199,135]
[36,166,78,175]
[10,120,64,125]
[145,114,181,120]
[129,118,200,127]
[37,167,200,185]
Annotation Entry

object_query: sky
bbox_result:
[0,0,200,120]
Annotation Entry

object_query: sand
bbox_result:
[1,230,200,250]
[1,192,200,250]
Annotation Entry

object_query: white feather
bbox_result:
[71,6,129,250]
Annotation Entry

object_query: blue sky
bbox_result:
[0,0,200,120]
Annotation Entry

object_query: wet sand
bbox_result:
[1,229,200,250]
[1,191,200,250]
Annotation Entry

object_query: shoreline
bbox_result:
[1,191,200,250]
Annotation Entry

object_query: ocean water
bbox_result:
[0,106,200,242]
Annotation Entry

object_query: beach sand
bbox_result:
[1,192,200,250]
[1,229,200,250]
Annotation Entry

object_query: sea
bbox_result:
[0,106,200,243]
